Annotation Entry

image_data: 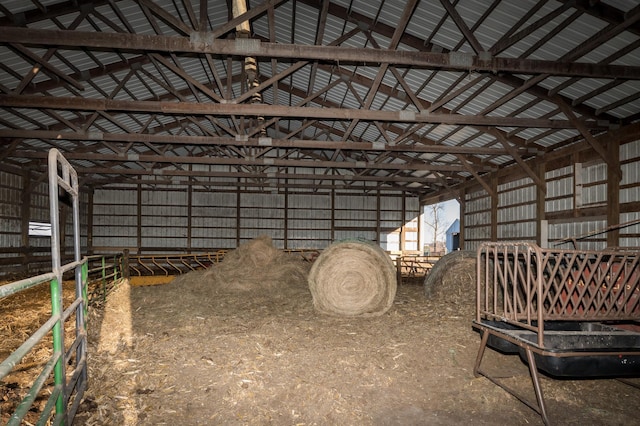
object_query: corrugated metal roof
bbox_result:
[0,0,638,196]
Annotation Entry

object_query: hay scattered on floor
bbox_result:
[308,240,396,317]
[0,281,80,425]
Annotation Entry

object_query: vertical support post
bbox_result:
[376,190,381,246]
[400,193,406,254]
[236,190,241,246]
[536,162,547,248]
[330,189,335,242]
[574,160,583,212]
[101,256,107,304]
[20,171,30,268]
[137,182,142,254]
[607,138,621,248]
[187,183,193,252]
[490,175,498,242]
[284,185,289,249]
[87,186,94,255]
[123,248,130,280]
[459,189,466,250]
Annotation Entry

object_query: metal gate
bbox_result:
[0,149,87,425]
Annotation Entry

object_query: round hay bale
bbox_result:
[423,250,476,309]
[308,240,396,317]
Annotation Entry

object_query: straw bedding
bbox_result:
[4,241,639,425]
[308,240,396,317]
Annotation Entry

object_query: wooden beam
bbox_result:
[490,174,498,242]
[14,150,489,173]
[494,131,546,192]
[456,154,496,199]
[438,0,484,54]
[556,97,622,179]
[0,94,606,129]
[607,137,620,248]
[0,129,538,156]
[3,26,640,79]
[536,161,546,247]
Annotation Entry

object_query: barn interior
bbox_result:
[1,0,640,425]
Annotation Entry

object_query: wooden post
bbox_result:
[607,138,621,248]
[87,185,94,255]
[123,248,130,280]
[20,171,30,266]
[459,189,466,250]
[536,162,546,248]
[491,175,498,242]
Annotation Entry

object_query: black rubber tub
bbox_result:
[477,320,640,378]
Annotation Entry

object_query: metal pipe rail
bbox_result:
[396,256,436,278]
[85,254,126,305]
[127,248,321,279]
[128,250,228,277]
[282,249,321,262]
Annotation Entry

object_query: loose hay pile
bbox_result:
[170,235,310,296]
[308,240,396,317]
[423,250,476,314]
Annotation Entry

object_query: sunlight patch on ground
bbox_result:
[97,279,137,425]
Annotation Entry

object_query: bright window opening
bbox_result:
[28,221,52,237]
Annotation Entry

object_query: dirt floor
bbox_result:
[75,274,639,426]
[2,255,640,425]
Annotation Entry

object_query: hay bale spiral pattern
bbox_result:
[308,241,397,317]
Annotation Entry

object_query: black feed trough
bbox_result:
[480,320,640,378]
